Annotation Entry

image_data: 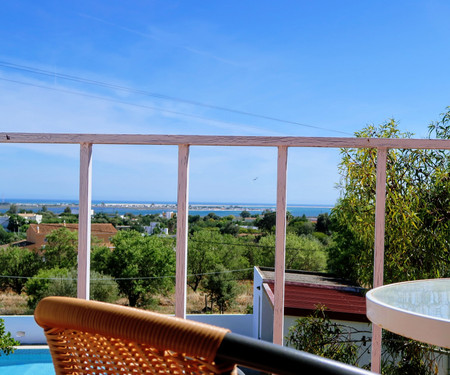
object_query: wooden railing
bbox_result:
[2,132,449,373]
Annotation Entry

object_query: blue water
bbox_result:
[0,199,332,217]
[0,348,54,375]
[0,362,54,374]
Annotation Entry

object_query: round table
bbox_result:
[366,278,450,348]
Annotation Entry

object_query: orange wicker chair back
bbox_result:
[34,297,236,375]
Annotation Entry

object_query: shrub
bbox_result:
[25,268,120,310]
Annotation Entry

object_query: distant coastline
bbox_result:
[0,199,333,217]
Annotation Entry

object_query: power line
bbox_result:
[0,77,249,127]
[0,60,353,136]
[189,239,325,252]
[0,268,252,281]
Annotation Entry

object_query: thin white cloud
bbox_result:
[0,70,288,137]
[77,13,243,67]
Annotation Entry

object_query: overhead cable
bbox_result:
[0,60,352,135]
[0,268,252,281]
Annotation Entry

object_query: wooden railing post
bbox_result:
[371,147,388,373]
[78,143,92,300]
[273,146,288,345]
[175,144,190,318]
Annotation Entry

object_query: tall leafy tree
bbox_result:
[315,213,331,235]
[329,111,449,286]
[42,227,78,270]
[187,230,249,291]
[0,247,42,294]
[6,214,26,232]
[203,264,239,314]
[25,268,120,310]
[258,233,327,271]
[6,204,18,215]
[92,230,176,307]
[327,110,450,374]
[187,230,220,292]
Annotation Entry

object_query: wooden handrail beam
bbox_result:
[1,132,450,149]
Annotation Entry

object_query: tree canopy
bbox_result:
[0,247,41,294]
[92,230,176,307]
[258,233,327,271]
[42,227,78,270]
[328,110,449,286]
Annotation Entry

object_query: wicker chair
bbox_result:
[34,296,372,375]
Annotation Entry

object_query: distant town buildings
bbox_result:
[144,222,169,235]
[18,213,43,224]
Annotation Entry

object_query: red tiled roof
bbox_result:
[28,223,117,235]
[266,281,369,322]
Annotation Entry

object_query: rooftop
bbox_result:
[258,267,368,322]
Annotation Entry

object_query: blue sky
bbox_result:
[1,1,449,205]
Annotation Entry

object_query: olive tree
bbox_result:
[92,231,176,307]
[0,247,42,294]
[258,233,327,271]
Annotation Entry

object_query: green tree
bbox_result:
[6,204,18,215]
[92,231,176,307]
[25,267,69,309]
[203,264,239,314]
[187,230,220,292]
[42,227,78,270]
[219,221,239,236]
[258,234,327,271]
[240,210,251,219]
[0,227,13,245]
[204,212,220,221]
[256,211,294,233]
[188,230,249,291]
[292,220,315,236]
[286,306,359,366]
[329,114,449,286]
[0,318,19,356]
[0,247,42,294]
[63,206,72,214]
[315,213,331,234]
[255,211,276,233]
[40,211,60,223]
[6,214,26,232]
[25,268,120,310]
[328,111,450,373]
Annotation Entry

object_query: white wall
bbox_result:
[284,315,372,366]
[1,314,254,345]
[1,316,45,344]
[252,267,263,339]
[188,314,253,337]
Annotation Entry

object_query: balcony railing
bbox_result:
[2,132,449,373]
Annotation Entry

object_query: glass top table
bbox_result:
[366,278,450,348]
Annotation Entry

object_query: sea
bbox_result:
[0,199,333,218]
